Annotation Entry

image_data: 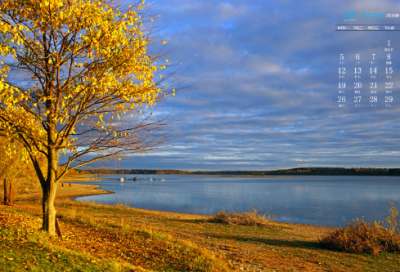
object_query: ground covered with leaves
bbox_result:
[0,210,132,271]
[2,199,400,271]
[0,207,228,271]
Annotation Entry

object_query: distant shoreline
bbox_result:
[75,167,400,176]
[60,174,107,182]
[220,175,298,178]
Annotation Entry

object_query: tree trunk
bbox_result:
[42,107,59,236]
[4,178,15,206]
[3,179,6,204]
[41,144,59,236]
[42,180,57,236]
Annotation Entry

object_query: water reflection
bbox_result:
[75,175,400,227]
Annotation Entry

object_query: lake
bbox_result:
[74,175,400,227]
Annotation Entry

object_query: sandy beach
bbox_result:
[16,182,114,201]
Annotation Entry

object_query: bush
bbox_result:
[210,207,274,226]
[320,203,400,254]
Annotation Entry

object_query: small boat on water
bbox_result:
[149,178,153,181]
[120,177,125,182]
[133,177,138,181]
[160,178,165,181]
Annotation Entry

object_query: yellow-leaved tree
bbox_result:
[0,0,176,235]
[0,135,45,206]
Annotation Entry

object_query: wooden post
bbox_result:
[55,218,64,241]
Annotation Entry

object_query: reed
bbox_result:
[210,207,275,226]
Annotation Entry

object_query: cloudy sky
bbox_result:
[119,0,400,171]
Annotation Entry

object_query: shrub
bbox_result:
[386,202,399,235]
[320,203,400,254]
[210,207,275,226]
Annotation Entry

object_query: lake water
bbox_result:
[74,175,400,227]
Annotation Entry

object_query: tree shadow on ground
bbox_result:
[209,233,322,250]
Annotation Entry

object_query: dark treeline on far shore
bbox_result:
[194,167,400,176]
[77,169,191,175]
[76,167,400,176]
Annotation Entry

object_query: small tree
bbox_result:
[0,136,44,205]
[0,0,175,235]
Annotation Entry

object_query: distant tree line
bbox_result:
[77,169,191,175]
[77,167,400,176]
[264,167,400,176]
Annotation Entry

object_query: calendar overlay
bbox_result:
[336,24,400,31]
[336,34,395,108]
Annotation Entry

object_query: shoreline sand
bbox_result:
[17,183,114,201]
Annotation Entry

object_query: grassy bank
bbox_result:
[1,197,398,271]
[1,201,229,272]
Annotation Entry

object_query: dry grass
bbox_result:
[320,220,400,254]
[320,203,400,255]
[116,197,130,207]
[10,198,400,271]
[210,207,275,226]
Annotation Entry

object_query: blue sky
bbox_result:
[118,0,400,171]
